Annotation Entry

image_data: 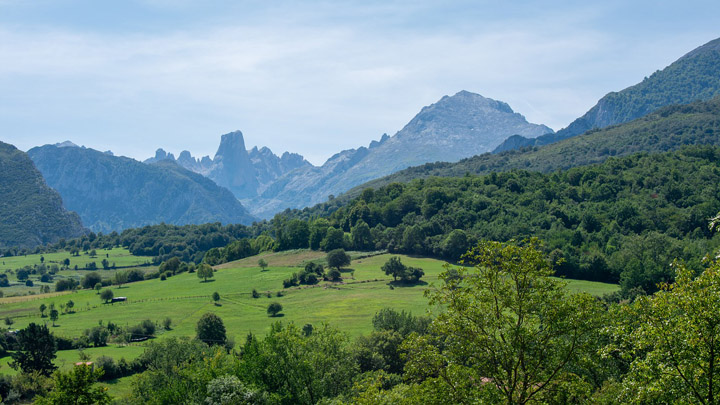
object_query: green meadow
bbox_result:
[1,249,619,397]
[0,248,156,296]
[2,250,619,339]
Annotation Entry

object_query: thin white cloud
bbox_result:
[0,2,716,165]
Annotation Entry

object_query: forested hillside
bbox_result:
[275,146,720,295]
[27,145,256,233]
[0,141,86,248]
[493,36,720,152]
[350,97,720,197]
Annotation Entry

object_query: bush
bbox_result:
[126,269,145,283]
[81,272,102,289]
[196,313,226,346]
[25,280,34,287]
[252,289,260,298]
[326,268,342,282]
[267,302,283,317]
[94,356,119,380]
[100,289,114,303]
[86,326,109,347]
[55,279,78,292]
[162,317,172,330]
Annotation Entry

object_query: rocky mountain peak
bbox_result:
[214,130,247,162]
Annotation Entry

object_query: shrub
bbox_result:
[327,249,351,270]
[326,268,342,282]
[267,302,283,317]
[55,279,78,292]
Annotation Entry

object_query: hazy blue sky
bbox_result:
[1,0,718,165]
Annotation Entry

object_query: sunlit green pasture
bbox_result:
[0,248,155,296]
[1,250,619,342]
[0,249,619,397]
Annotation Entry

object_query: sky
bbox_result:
[0,1,718,165]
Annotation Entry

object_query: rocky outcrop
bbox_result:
[246,91,552,218]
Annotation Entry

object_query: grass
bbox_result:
[0,249,619,398]
[0,248,156,296]
[1,250,619,340]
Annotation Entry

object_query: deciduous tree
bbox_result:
[404,239,602,404]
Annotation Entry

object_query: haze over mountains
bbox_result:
[153,91,552,218]
[3,36,720,248]
[493,37,720,153]
[28,144,256,233]
[145,131,312,199]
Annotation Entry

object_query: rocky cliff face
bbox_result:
[29,144,256,232]
[207,131,259,198]
[146,131,311,200]
[246,91,552,218]
[0,141,86,248]
[493,36,720,153]
[145,91,550,219]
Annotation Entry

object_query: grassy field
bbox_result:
[0,249,619,397]
[1,250,619,340]
[0,248,156,296]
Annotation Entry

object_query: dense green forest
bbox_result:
[13,146,720,299]
[259,146,720,296]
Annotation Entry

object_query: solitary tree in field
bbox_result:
[66,300,74,313]
[100,289,114,304]
[327,249,350,271]
[196,312,226,346]
[197,264,214,282]
[94,283,102,294]
[40,303,47,317]
[212,292,220,305]
[49,309,59,326]
[382,256,405,281]
[267,302,283,317]
[258,258,268,271]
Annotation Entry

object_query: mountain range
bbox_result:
[493,37,720,153]
[344,96,720,198]
[6,36,720,246]
[145,131,312,199]
[0,141,86,248]
[153,91,552,218]
[28,144,256,233]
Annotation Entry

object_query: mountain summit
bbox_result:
[245,91,552,217]
[208,131,259,198]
